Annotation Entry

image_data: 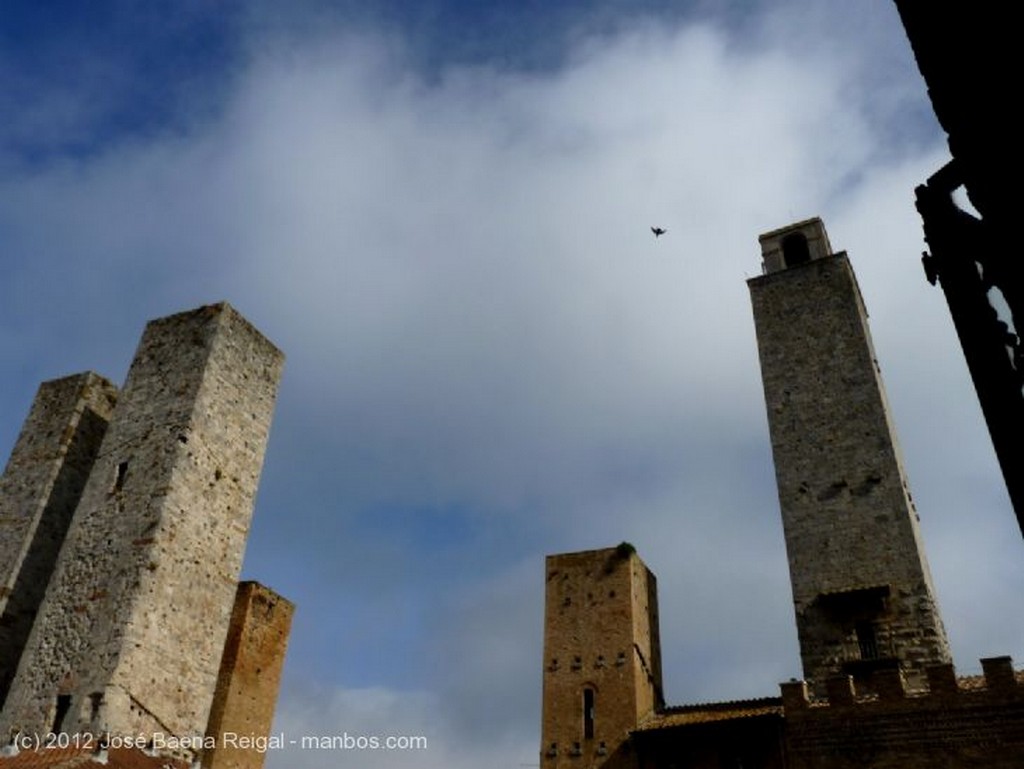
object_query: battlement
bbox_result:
[781,656,1023,709]
[779,657,1024,768]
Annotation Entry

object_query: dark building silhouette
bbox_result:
[893,3,1024,534]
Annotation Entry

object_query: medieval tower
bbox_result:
[0,303,291,766]
[747,217,951,692]
[0,374,118,709]
[540,545,663,769]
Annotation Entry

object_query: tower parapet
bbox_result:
[757,217,834,275]
[780,657,1024,768]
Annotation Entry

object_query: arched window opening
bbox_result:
[782,232,811,267]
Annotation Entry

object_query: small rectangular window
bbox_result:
[114,461,129,492]
[52,694,72,734]
[89,692,103,721]
[856,622,879,660]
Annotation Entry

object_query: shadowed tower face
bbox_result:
[748,218,951,692]
[540,545,663,769]
[0,374,118,708]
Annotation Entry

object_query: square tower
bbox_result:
[203,582,294,769]
[0,303,284,743]
[748,218,951,692]
[0,374,118,707]
[540,545,663,769]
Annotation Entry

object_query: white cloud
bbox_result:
[269,681,536,769]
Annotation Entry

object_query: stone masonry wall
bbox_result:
[0,373,118,709]
[541,546,662,769]
[749,247,950,691]
[203,582,294,769]
[0,303,284,747]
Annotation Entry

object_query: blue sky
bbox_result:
[2,3,1022,768]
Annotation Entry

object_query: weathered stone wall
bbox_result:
[748,222,950,691]
[0,303,284,747]
[0,373,118,710]
[203,582,294,769]
[540,546,662,769]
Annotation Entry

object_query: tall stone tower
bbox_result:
[748,217,951,692]
[0,374,118,706]
[203,582,295,769]
[540,545,663,769]
[0,303,284,744]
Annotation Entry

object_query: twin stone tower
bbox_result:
[0,303,292,767]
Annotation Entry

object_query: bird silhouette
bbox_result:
[651,227,667,238]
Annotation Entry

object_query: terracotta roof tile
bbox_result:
[0,747,190,769]
[636,697,784,730]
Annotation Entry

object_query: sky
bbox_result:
[1,2,1022,768]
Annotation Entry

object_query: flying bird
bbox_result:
[651,227,667,238]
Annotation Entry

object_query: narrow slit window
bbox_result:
[583,688,595,739]
[52,694,72,734]
[114,461,129,492]
[89,692,103,721]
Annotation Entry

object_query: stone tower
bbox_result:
[0,303,284,744]
[0,374,118,706]
[540,545,663,769]
[748,217,951,692]
[203,582,295,769]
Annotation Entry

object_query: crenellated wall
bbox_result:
[780,657,1024,768]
